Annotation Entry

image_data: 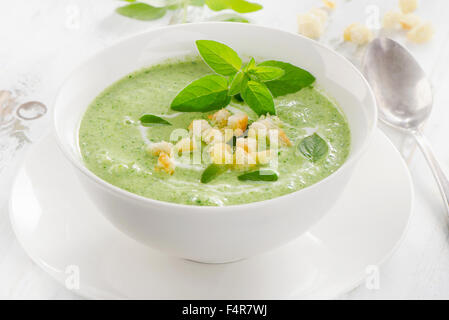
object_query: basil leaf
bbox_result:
[241,80,275,116]
[258,60,315,97]
[238,169,278,182]
[243,57,256,72]
[229,70,247,96]
[205,0,230,11]
[298,133,329,163]
[248,66,285,82]
[171,74,230,112]
[229,0,263,13]
[116,3,167,21]
[196,40,242,76]
[201,164,227,183]
[139,114,171,126]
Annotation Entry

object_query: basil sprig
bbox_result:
[170,40,316,116]
[297,133,329,163]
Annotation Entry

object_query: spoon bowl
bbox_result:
[363,38,433,130]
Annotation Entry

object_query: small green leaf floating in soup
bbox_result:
[196,40,242,76]
[298,133,329,163]
[201,164,228,183]
[116,3,167,21]
[258,60,315,97]
[170,74,230,112]
[238,169,279,182]
[139,114,171,126]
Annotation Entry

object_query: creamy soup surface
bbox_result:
[79,58,351,206]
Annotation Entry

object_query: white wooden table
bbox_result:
[1,0,449,299]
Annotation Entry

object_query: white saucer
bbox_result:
[9,130,413,299]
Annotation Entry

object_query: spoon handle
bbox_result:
[412,129,449,214]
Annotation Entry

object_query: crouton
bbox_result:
[209,142,233,164]
[236,137,257,154]
[255,150,272,165]
[297,12,325,39]
[278,129,292,147]
[400,13,422,30]
[174,137,197,154]
[407,22,434,43]
[344,23,373,45]
[227,113,248,136]
[188,119,211,134]
[322,0,335,9]
[235,147,257,166]
[208,109,230,128]
[202,128,224,144]
[249,115,291,147]
[147,141,173,157]
[155,152,175,175]
[399,0,417,14]
[382,11,403,30]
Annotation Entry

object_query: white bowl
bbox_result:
[54,23,377,263]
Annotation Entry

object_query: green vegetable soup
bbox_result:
[79,57,350,206]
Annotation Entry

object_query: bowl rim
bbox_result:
[53,22,378,211]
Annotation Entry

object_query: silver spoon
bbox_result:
[363,37,449,214]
